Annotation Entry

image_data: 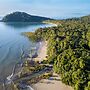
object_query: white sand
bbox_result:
[34,41,47,62]
[33,79,73,90]
[33,41,73,90]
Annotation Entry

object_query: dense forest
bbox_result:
[25,15,90,90]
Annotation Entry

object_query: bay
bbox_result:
[0,22,53,80]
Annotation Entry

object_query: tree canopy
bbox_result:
[26,15,90,90]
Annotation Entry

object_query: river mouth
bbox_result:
[0,22,53,83]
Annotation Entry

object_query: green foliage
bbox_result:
[26,15,90,90]
[23,32,41,42]
[85,81,90,90]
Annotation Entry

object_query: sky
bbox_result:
[0,0,90,19]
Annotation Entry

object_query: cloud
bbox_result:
[0,0,90,18]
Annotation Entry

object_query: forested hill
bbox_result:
[25,15,90,90]
[44,15,90,24]
[1,12,52,22]
[63,15,90,23]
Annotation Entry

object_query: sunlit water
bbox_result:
[0,22,53,80]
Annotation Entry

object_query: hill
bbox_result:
[2,12,52,22]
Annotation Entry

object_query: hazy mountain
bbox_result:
[2,12,52,22]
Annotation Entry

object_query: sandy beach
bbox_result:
[33,41,73,90]
[33,79,73,90]
[34,41,48,62]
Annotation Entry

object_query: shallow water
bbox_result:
[0,22,53,80]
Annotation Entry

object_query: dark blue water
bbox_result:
[0,22,53,79]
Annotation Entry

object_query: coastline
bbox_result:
[0,11,89,90]
[2,22,73,90]
[0,22,73,90]
[32,41,73,90]
[34,41,48,62]
[0,23,55,90]
[42,22,58,27]
[1,41,48,90]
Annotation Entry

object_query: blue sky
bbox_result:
[0,0,90,18]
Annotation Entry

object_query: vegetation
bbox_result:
[2,12,52,22]
[26,15,90,90]
[23,32,41,42]
[12,60,52,89]
[18,60,46,78]
[26,72,53,84]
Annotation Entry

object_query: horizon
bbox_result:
[0,0,90,19]
[0,11,90,20]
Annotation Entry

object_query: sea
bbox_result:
[0,22,53,81]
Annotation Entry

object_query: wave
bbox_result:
[0,39,15,49]
[6,64,16,84]
[27,85,34,90]
[0,39,19,64]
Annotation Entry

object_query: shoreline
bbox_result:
[32,41,73,90]
[0,21,72,90]
[0,23,54,90]
[34,41,48,62]
[2,41,48,90]
[42,22,58,27]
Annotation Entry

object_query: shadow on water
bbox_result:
[3,22,44,28]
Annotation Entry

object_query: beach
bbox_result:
[33,41,73,90]
[33,79,73,90]
[2,40,73,90]
[34,41,48,62]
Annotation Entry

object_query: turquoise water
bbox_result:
[0,22,53,80]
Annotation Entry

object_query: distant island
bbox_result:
[1,12,52,22]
